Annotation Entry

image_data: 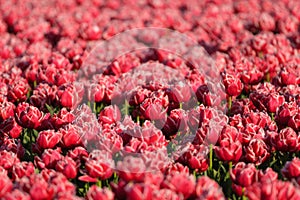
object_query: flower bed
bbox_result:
[1,0,300,199]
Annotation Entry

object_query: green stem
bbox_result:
[96,179,102,188]
[124,100,129,115]
[32,129,35,143]
[84,183,89,193]
[242,187,247,200]
[26,89,31,99]
[266,72,270,82]
[113,172,118,183]
[105,179,109,187]
[225,161,233,180]
[224,161,233,187]
[271,113,274,121]
[93,102,96,113]
[179,102,183,109]
[228,96,232,111]
[229,161,232,171]
[209,144,213,171]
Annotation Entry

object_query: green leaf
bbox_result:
[45,103,54,116]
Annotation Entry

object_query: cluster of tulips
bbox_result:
[1,0,300,199]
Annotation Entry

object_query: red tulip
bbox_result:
[2,189,31,200]
[275,102,298,126]
[162,109,188,137]
[0,172,13,197]
[30,83,57,111]
[57,83,84,109]
[108,53,140,76]
[161,173,195,199]
[281,157,300,179]
[85,150,114,180]
[244,139,270,165]
[230,162,257,187]
[140,97,168,121]
[129,87,151,106]
[39,148,63,169]
[67,146,88,162]
[195,176,225,200]
[29,178,55,200]
[86,186,114,200]
[12,162,35,180]
[258,13,275,31]
[223,73,243,97]
[51,108,75,130]
[215,138,242,163]
[166,82,192,103]
[166,162,189,176]
[124,183,155,200]
[117,156,146,182]
[97,128,123,154]
[55,156,78,179]
[272,127,300,152]
[4,118,22,138]
[288,113,300,132]
[267,93,285,113]
[37,130,62,149]
[99,105,121,125]
[0,101,15,121]
[87,82,105,103]
[0,150,20,170]
[218,125,241,142]
[178,143,209,172]
[153,189,181,200]
[15,102,43,129]
[60,124,82,148]
[7,78,29,103]
[280,66,300,85]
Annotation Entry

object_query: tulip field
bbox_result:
[1,0,300,199]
